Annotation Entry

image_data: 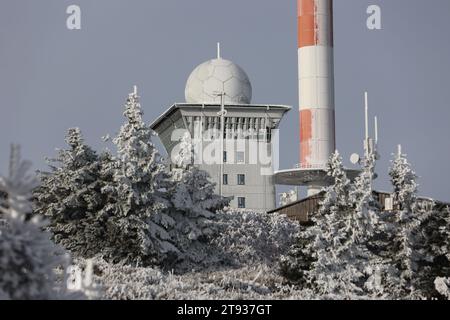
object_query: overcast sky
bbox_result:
[1,0,450,202]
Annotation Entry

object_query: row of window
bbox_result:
[223,151,245,164]
[223,174,245,186]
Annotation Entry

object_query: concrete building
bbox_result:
[150,48,291,211]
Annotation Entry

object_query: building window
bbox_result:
[238,197,246,209]
[266,127,272,142]
[237,174,245,185]
[223,174,228,185]
[236,151,245,164]
[223,151,227,163]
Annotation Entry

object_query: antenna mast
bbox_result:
[364,91,370,157]
[374,116,378,145]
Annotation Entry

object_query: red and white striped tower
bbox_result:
[275,0,360,196]
[298,0,335,169]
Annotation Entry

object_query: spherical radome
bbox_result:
[185,59,252,104]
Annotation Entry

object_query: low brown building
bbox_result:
[268,191,449,224]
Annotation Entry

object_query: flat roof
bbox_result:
[150,103,292,130]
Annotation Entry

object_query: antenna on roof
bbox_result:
[374,116,378,145]
[217,42,221,59]
[365,92,369,142]
[364,91,371,157]
[133,85,138,95]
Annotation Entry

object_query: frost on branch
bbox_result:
[434,277,450,300]
[387,148,426,298]
[108,88,179,266]
[34,128,112,259]
[90,257,311,300]
[281,151,387,299]
[213,209,300,268]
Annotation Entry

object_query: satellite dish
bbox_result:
[350,153,361,165]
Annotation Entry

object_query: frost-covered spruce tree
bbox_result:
[388,146,450,299]
[108,87,178,266]
[169,132,230,269]
[390,146,418,212]
[348,152,381,241]
[319,151,352,216]
[315,152,379,297]
[417,206,450,299]
[300,151,383,298]
[0,145,69,300]
[280,151,352,284]
[34,128,112,258]
[347,151,393,298]
[388,146,424,297]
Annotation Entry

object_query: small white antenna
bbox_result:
[217,42,221,59]
[374,116,378,144]
[365,91,369,141]
[133,85,138,95]
[398,144,402,157]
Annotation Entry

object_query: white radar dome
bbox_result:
[185,58,252,104]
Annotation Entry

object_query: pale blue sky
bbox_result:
[1,0,450,201]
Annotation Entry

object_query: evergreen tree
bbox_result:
[319,151,352,216]
[282,151,385,298]
[34,128,114,258]
[108,87,179,266]
[0,145,69,300]
[169,133,230,269]
[280,151,352,285]
[388,147,424,298]
[311,152,381,298]
[348,152,380,241]
[418,207,450,299]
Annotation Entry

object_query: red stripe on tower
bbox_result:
[297,0,335,168]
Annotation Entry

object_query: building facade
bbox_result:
[150,53,290,211]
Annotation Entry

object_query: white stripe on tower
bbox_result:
[298,0,336,169]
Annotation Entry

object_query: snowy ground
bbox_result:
[90,259,310,300]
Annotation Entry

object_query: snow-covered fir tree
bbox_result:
[314,152,381,298]
[390,146,418,213]
[281,151,386,298]
[34,128,113,258]
[319,151,352,216]
[387,146,424,298]
[108,87,178,266]
[348,152,381,241]
[414,203,450,298]
[169,132,230,270]
[0,145,69,300]
[280,151,352,285]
